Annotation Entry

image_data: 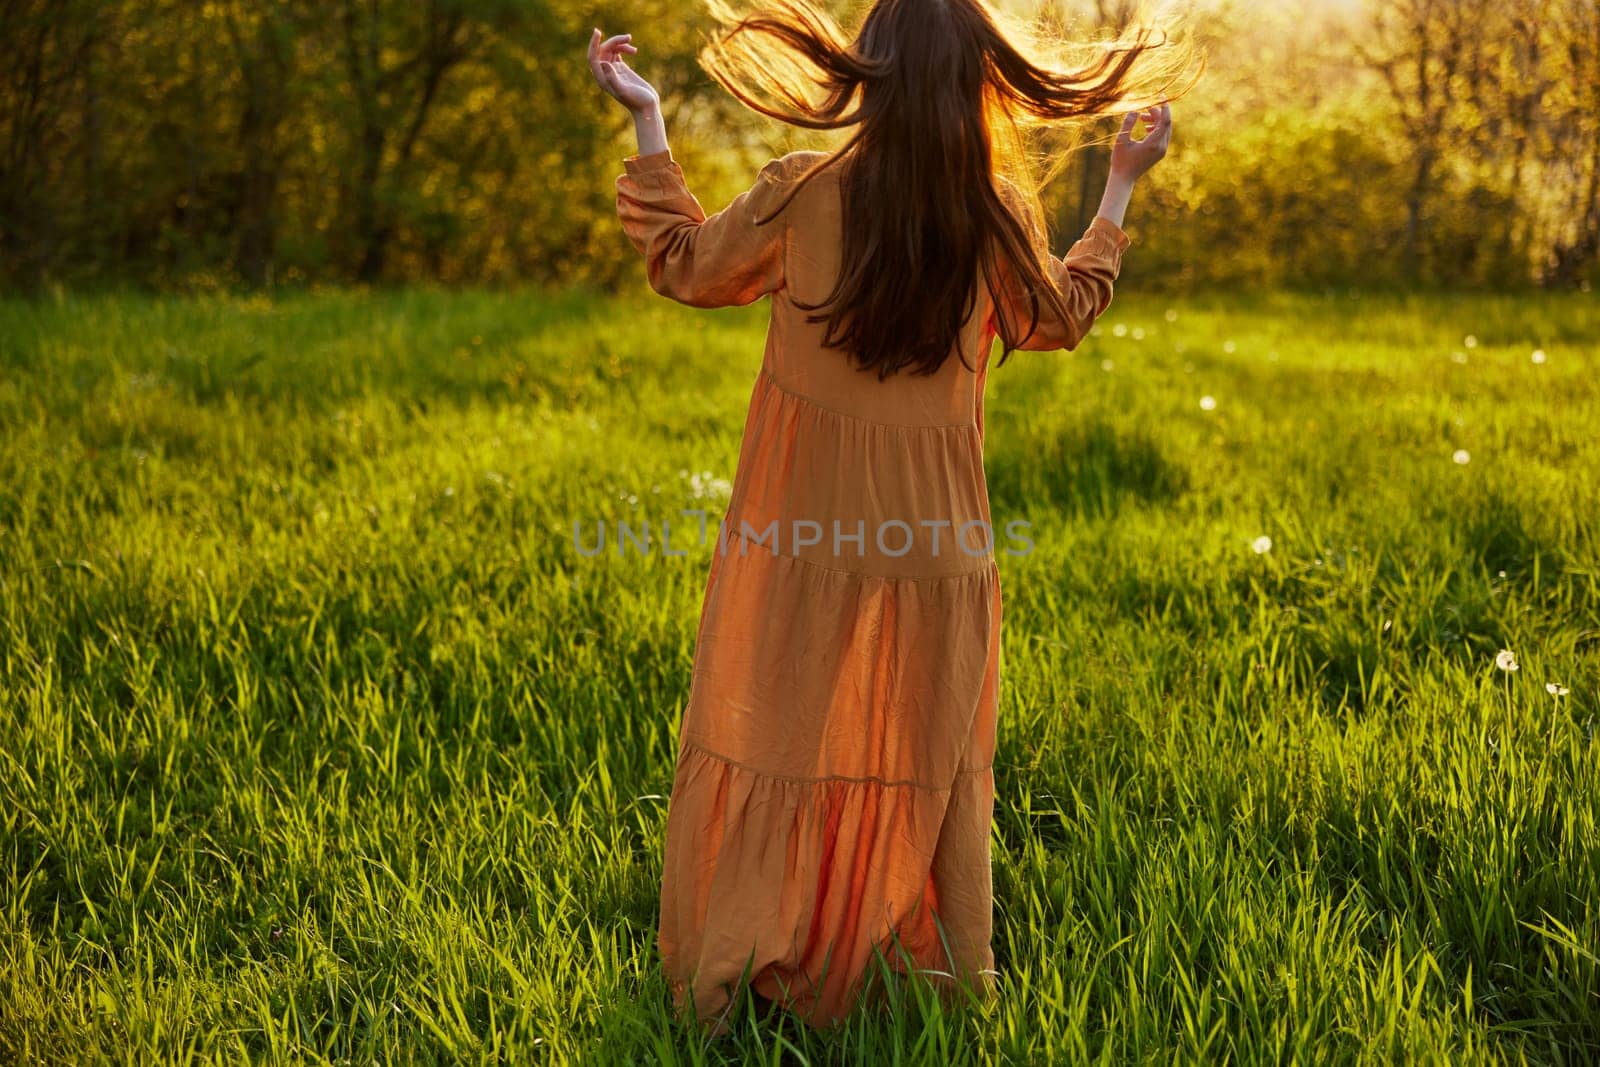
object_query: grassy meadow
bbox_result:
[0,285,1597,1063]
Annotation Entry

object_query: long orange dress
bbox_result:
[615,147,1129,1030]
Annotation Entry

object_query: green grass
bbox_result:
[0,285,1597,1064]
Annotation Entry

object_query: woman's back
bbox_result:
[619,147,1003,581]
[763,150,993,429]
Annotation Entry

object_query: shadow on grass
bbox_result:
[986,422,1188,520]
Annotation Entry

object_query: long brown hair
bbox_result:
[701,0,1203,378]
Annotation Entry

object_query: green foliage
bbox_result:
[0,287,1597,1061]
[1130,96,1412,290]
[4,1,1598,293]
[0,0,738,290]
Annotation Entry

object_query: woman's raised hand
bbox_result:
[1110,102,1172,181]
[588,28,660,115]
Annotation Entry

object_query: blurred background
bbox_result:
[2,0,1597,294]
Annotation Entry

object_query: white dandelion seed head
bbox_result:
[1452,449,1471,465]
[1464,334,1478,348]
[1531,349,1546,364]
[689,472,733,500]
[1131,327,1146,341]
[1223,340,1238,354]
[1199,395,1217,411]
[688,472,729,499]
[1165,308,1179,322]
[1495,649,1519,672]
[1101,358,1114,372]
[1451,351,1468,364]
[1112,323,1128,337]
[1251,535,1273,554]
[1546,682,1569,697]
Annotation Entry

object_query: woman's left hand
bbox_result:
[588,28,660,115]
[1109,102,1172,182]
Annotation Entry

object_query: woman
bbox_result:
[587,0,1196,1033]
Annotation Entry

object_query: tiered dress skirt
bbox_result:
[657,365,1002,1028]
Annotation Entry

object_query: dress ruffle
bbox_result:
[659,733,998,1027]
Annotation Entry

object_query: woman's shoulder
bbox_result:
[744,150,838,220]
[758,149,837,184]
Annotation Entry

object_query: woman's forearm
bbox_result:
[632,104,668,157]
[1096,172,1137,230]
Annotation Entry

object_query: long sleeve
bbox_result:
[615,150,792,309]
[988,214,1131,352]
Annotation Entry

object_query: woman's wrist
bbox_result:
[631,103,668,158]
[1097,172,1137,230]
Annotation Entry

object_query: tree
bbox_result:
[0,0,97,288]
[1544,0,1600,284]
[1354,0,1487,279]
[223,1,300,286]
[333,0,480,282]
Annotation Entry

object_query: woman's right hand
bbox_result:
[1109,102,1172,182]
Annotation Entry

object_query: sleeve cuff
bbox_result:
[623,149,677,177]
[1088,214,1131,252]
